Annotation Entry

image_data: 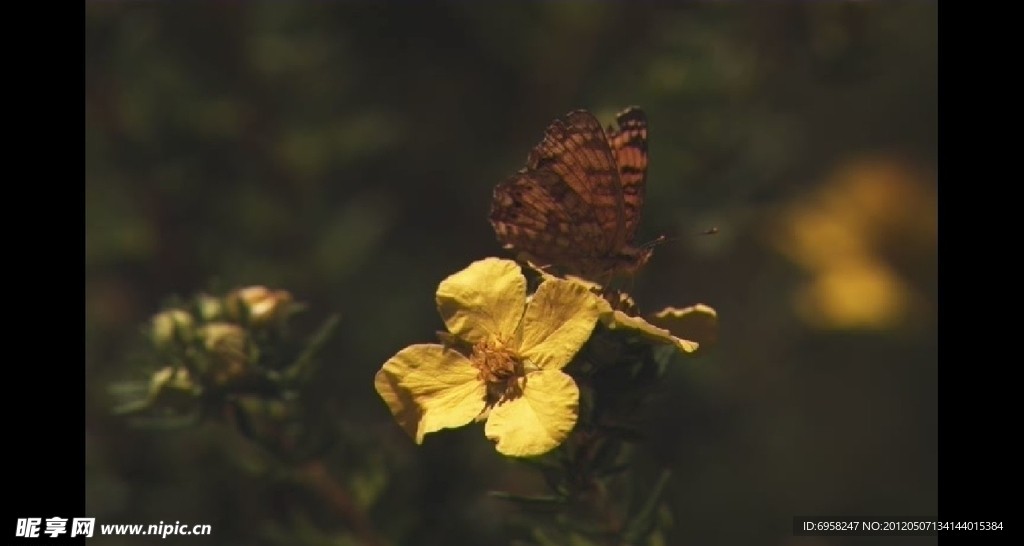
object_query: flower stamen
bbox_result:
[470,339,525,405]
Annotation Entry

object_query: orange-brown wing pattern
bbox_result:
[489,107,654,281]
[490,168,608,272]
[605,107,648,247]
[524,110,624,252]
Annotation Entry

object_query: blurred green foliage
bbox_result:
[86,3,936,545]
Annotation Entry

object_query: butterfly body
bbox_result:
[490,107,654,283]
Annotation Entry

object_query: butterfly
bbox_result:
[489,106,656,283]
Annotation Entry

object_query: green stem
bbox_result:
[299,459,387,546]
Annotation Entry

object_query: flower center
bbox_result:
[470,339,525,405]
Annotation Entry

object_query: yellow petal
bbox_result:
[598,302,700,354]
[374,344,486,443]
[435,258,526,345]
[649,304,718,350]
[484,370,579,457]
[518,278,600,370]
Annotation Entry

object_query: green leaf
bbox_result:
[531,528,570,546]
[525,449,568,468]
[283,313,340,384]
[589,436,623,472]
[593,463,630,479]
[595,422,646,443]
[488,491,568,508]
[622,469,673,543]
[532,528,604,546]
[650,345,679,373]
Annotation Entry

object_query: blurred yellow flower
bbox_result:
[374,258,600,457]
[772,156,936,330]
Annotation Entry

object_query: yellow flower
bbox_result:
[600,305,700,354]
[374,258,601,457]
[548,274,714,355]
[648,304,718,351]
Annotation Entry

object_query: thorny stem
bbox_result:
[300,459,387,546]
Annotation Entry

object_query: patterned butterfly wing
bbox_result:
[524,110,625,254]
[605,107,649,247]
[490,107,654,281]
[490,168,608,271]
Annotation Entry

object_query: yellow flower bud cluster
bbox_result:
[138,286,297,414]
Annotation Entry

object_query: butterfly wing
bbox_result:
[490,168,608,273]
[523,110,625,254]
[490,108,650,280]
[605,107,649,247]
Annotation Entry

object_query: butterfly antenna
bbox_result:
[642,234,671,250]
[648,229,718,247]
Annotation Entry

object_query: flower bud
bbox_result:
[148,366,198,410]
[196,293,225,322]
[197,322,252,386]
[150,309,195,349]
[225,286,294,327]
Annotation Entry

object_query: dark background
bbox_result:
[85,3,937,545]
